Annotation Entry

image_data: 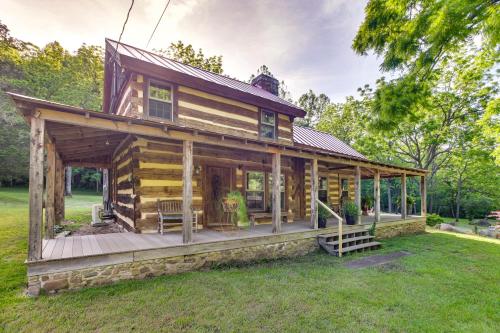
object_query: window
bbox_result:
[148,82,173,120]
[260,110,275,139]
[246,171,265,210]
[341,178,349,201]
[319,177,328,203]
[268,174,286,211]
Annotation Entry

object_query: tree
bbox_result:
[295,90,330,128]
[156,41,223,74]
[352,0,499,126]
[0,21,104,186]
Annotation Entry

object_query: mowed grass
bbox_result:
[0,188,499,332]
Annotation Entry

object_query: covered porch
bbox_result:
[10,92,427,265]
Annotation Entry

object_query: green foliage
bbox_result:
[343,201,359,218]
[318,202,331,221]
[463,197,495,220]
[156,41,223,74]
[426,214,444,227]
[353,0,499,124]
[368,222,376,236]
[226,191,248,226]
[361,195,373,210]
[294,90,330,128]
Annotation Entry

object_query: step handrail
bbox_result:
[316,199,343,257]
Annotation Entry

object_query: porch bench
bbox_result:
[249,212,289,228]
[157,200,198,235]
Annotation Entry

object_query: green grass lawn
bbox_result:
[0,188,499,332]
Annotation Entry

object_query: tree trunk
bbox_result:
[65,166,72,197]
[387,179,392,213]
[456,177,462,222]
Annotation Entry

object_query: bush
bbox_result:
[226,191,248,226]
[343,201,359,218]
[426,214,444,227]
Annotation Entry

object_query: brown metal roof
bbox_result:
[293,125,367,160]
[106,39,305,117]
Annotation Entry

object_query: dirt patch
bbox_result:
[69,223,124,236]
[345,251,412,269]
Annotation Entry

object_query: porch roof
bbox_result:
[7,92,427,176]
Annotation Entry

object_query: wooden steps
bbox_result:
[317,229,381,256]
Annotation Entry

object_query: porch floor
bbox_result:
[40,213,421,262]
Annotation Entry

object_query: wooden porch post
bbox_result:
[374,169,380,223]
[28,117,45,261]
[45,141,56,239]
[272,152,282,233]
[354,166,361,224]
[401,173,407,219]
[310,159,318,229]
[54,155,65,225]
[420,175,427,217]
[182,140,193,243]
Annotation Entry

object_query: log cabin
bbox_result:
[8,39,427,295]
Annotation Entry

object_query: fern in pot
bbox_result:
[343,201,359,225]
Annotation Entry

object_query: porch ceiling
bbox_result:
[46,122,127,167]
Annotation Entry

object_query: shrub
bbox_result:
[318,203,331,221]
[343,201,359,218]
[368,222,376,236]
[426,213,443,226]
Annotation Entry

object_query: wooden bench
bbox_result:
[157,200,198,235]
[249,212,289,228]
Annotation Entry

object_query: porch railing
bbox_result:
[316,199,344,257]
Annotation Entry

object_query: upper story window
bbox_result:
[260,110,276,140]
[148,82,173,120]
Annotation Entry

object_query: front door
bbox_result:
[205,166,232,226]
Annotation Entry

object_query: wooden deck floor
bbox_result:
[41,214,421,262]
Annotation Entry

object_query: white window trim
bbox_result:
[147,79,174,121]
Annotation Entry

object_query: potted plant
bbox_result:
[361,195,373,216]
[225,191,249,227]
[318,203,330,228]
[343,200,359,225]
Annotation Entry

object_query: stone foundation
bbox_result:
[374,218,426,239]
[28,237,318,295]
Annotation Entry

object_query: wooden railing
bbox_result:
[317,199,344,257]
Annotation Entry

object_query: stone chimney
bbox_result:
[251,74,279,96]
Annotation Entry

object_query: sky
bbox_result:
[1,0,384,103]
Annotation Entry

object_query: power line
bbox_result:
[110,0,135,63]
[145,0,172,49]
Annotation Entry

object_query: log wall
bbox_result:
[115,74,144,118]
[112,136,136,230]
[304,161,355,218]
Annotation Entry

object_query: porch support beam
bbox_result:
[271,152,281,233]
[45,140,56,239]
[310,159,318,229]
[420,175,427,217]
[28,117,45,261]
[354,166,362,224]
[401,173,407,219]
[54,154,65,225]
[374,169,380,223]
[182,140,193,244]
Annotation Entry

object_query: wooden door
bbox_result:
[205,166,232,226]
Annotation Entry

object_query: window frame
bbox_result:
[245,170,266,211]
[319,176,328,204]
[259,109,277,141]
[145,78,175,122]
